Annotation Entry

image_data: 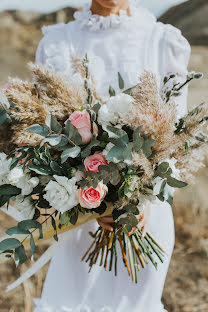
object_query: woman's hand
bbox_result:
[129,201,151,238]
[97,201,151,237]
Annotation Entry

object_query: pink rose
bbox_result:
[84,153,108,173]
[78,182,108,209]
[66,110,98,145]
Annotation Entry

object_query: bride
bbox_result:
[34,0,190,311]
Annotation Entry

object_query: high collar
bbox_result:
[73,1,155,32]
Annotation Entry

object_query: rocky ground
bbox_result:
[0,8,208,312]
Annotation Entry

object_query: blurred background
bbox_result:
[0,0,208,311]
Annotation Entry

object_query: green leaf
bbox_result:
[51,216,58,241]
[59,211,70,226]
[14,245,27,266]
[92,103,101,115]
[0,110,7,126]
[30,234,36,259]
[106,146,124,162]
[133,126,144,152]
[70,210,78,225]
[61,146,81,163]
[65,120,82,145]
[112,208,126,221]
[42,135,62,147]
[28,165,52,175]
[0,195,10,207]
[0,184,21,196]
[142,138,156,157]
[93,201,107,215]
[50,161,62,174]
[167,176,187,188]
[109,86,116,97]
[6,227,30,236]
[118,72,125,90]
[107,126,128,143]
[18,220,43,239]
[46,115,62,134]
[0,238,21,253]
[25,124,50,137]
[123,84,138,96]
[81,139,100,158]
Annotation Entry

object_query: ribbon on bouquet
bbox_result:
[0,205,79,291]
[0,203,113,291]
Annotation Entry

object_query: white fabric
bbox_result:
[34,2,190,312]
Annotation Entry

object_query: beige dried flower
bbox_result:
[132,152,154,184]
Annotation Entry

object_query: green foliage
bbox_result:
[46,115,62,134]
[81,139,100,158]
[118,72,124,90]
[0,184,21,196]
[80,162,121,189]
[61,146,81,163]
[59,207,79,227]
[112,204,140,234]
[0,238,21,253]
[18,220,43,239]
[65,120,82,146]
[14,245,27,266]
[25,124,50,137]
[0,109,7,126]
[109,86,116,97]
[28,165,52,175]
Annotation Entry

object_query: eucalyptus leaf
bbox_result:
[30,234,36,259]
[47,115,62,134]
[118,72,125,90]
[0,238,21,253]
[0,184,21,196]
[28,165,52,176]
[42,135,62,147]
[14,245,27,266]
[167,176,187,188]
[0,110,7,126]
[61,146,81,163]
[81,139,100,158]
[25,124,50,137]
[50,161,62,174]
[109,86,116,97]
[18,220,43,239]
[6,227,30,236]
[65,120,82,145]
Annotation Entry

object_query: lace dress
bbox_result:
[34,3,191,312]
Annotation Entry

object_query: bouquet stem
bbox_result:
[82,225,165,283]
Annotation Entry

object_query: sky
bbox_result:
[0,0,188,17]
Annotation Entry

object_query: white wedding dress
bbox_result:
[34,2,190,312]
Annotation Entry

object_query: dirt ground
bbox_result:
[0,15,208,312]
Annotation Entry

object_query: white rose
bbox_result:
[8,168,39,196]
[108,93,133,114]
[98,94,133,127]
[43,175,78,213]
[16,195,36,220]
[0,153,10,185]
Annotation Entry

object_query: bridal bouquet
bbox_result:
[0,56,206,286]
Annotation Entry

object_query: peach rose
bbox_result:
[84,153,108,173]
[67,110,98,145]
[78,182,108,209]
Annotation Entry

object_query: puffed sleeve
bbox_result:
[35,23,75,76]
[159,24,191,119]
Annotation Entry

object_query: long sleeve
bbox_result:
[35,23,75,76]
[160,24,191,119]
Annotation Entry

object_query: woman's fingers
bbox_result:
[97,219,113,231]
[141,224,147,238]
[97,216,114,223]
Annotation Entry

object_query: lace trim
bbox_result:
[73,1,155,31]
[33,300,113,312]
